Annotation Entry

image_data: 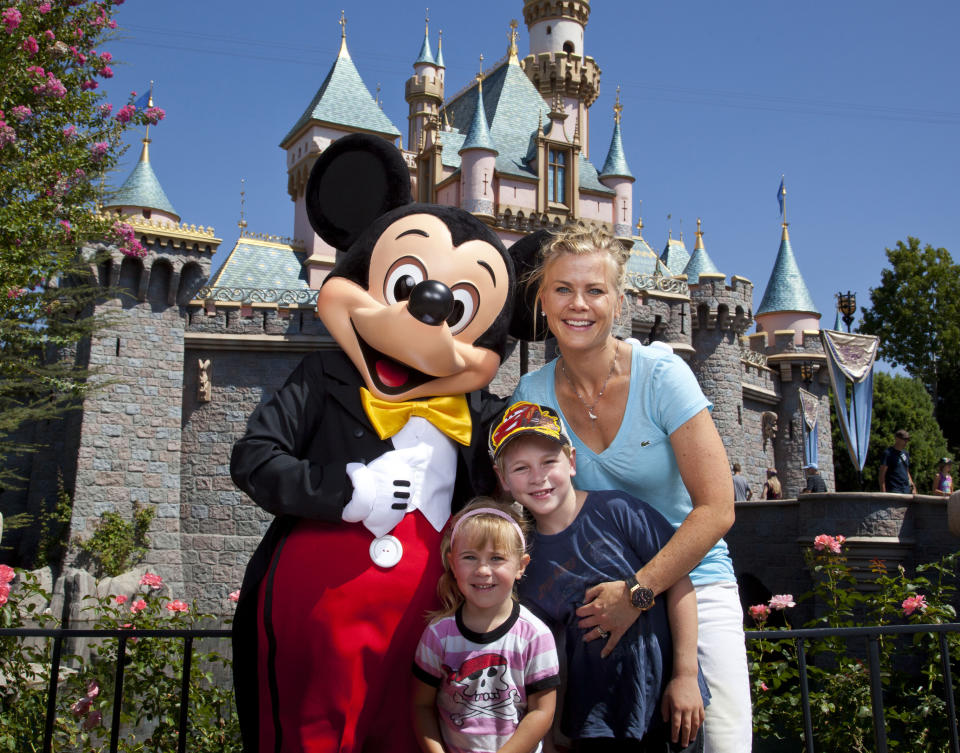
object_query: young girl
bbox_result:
[490,401,707,752]
[413,501,561,753]
[934,457,953,496]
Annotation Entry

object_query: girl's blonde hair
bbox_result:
[525,227,630,319]
[766,474,782,497]
[430,498,529,621]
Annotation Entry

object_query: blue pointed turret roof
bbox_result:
[435,32,445,68]
[415,23,436,65]
[683,225,722,284]
[208,235,310,292]
[757,225,819,315]
[660,236,690,276]
[106,139,178,218]
[281,35,399,145]
[625,236,669,278]
[459,78,497,154]
[600,120,632,180]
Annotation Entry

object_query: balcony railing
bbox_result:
[2,622,958,753]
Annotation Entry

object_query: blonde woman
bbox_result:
[511,227,751,752]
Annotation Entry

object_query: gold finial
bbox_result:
[476,53,484,92]
[238,178,247,231]
[635,200,643,235]
[667,213,672,240]
[438,28,443,52]
[339,9,346,38]
[694,217,704,250]
[508,19,519,60]
[425,7,429,34]
[614,85,623,124]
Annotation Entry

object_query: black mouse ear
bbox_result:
[305,134,413,251]
[508,230,553,341]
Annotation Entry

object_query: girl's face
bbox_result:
[539,251,622,351]
[448,533,528,616]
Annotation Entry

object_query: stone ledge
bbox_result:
[184,332,335,352]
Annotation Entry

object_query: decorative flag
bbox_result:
[134,90,150,110]
[798,388,819,469]
[777,178,785,216]
[820,330,879,471]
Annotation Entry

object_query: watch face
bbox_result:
[630,585,655,611]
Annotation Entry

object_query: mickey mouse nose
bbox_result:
[407,280,454,326]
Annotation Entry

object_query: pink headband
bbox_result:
[451,507,526,552]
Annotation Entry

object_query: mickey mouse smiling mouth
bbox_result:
[353,321,436,396]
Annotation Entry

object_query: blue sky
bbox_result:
[103,1,959,333]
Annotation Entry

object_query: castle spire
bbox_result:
[507,18,520,63]
[683,218,722,284]
[459,68,497,154]
[338,9,349,59]
[757,220,818,316]
[415,9,436,65]
[600,86,633,179]
[436,29,445,68]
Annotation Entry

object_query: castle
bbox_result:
[2,0,834,601]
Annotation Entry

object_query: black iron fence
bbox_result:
[2,622,958,753]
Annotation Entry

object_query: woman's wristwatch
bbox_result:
[625,575,655,611]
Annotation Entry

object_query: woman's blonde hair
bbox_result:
[430,498,529,621]
[766,474,782,497]
[525,227,630,318]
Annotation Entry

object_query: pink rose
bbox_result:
[165,599,189,613]
[2,7,21,33]
[760,681,769,691]
[139,572,163,589]
[902,594,927,616]
[0,564,14,583]
[114,594,128,605]
[70,696,92,717]
[749,604,770,621]
[130,599,147,613]
[0,583,10,605]
[83,710,102,731]
[86,680,100,699]
[768,594,796,610]
[813,534,834,552]
[229,589,241,602]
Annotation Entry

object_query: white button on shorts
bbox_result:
[369,535,403,568]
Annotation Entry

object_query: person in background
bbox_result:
[933,458,953,496]
[879,429,917,494]
[760,468,782,500]
[799,463,827,494]
[732,464,752,501]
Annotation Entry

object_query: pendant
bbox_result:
[588,411,598,420]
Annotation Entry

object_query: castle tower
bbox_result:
[458,72,498,219]
[749,222,832,495]
[660,233,690,276]
[521,0,599,150]
[405,13,444,157]
[280,13,400,268]
[686,220,753,463]
[70,130,221,595]
[599,88,634,241]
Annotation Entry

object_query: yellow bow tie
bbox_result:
[360,389,473,446]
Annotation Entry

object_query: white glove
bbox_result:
[342,445,431,537]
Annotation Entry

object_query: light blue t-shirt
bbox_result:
[511,341,735,586]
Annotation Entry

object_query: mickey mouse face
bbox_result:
[318,212,509,400]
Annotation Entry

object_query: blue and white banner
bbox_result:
[820,330,879,471]
[798,388,819,468]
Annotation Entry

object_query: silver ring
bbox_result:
[596,626,610,639]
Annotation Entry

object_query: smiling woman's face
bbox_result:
[538,250,622,352]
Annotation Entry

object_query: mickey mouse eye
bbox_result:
[446,284,479,335]
[384,258,426,304]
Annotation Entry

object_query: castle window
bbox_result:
[563,41,574,54]
[142,209,151,219]
[548,148,567,205]
[546,25,552,35]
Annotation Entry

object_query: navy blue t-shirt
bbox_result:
[881,446,911,492]
[518,490,708,742]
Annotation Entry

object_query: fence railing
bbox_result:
[745,622,960,753]
[0,626,231,753]
[2,623,958,753]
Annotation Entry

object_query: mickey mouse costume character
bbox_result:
[230,134,526,753]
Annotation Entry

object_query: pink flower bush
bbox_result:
[229,589,241,602]
[99,51,112,62]
[0,564,13,584]
[139,572,164,589]
[89,141,108,160]
[165,599,189,614]
[2,7,21,33]
[22,36,39,56]
[62,124,77,141]
[144,106,165,125]
[114,594,128,605]
[129,598,147,613]
[81,79,97,90]
[59,219,71,234]
[100,65,113,78]
[813,533,847,554]
[99,103,112,116]
[38,2,52,13]
[902,594,927,616]
[115,103,135,123]
[0,121,15,148]
[768,594,796,610]
[11,105,31,121]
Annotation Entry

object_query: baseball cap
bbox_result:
[942,457,953,465]
[895,429,911,440]
[488,401,570,461]
[803,463,818,470]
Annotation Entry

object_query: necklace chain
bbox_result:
[560,340,620,421]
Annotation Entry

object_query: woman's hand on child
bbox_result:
[575,580,641,658]
[661,674,704,748]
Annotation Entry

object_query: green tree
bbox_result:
[0,0,163,491]
[833,371,948,492]
[859,238,960,446]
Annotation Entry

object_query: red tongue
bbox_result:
[375,358,409,388]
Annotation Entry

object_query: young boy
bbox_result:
[489,401,706,752]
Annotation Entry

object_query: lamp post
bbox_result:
[837,291,857,332]
[800,362,814,387]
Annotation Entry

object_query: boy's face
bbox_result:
[496,435,577,525]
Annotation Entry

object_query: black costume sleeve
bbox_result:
[230,354,349,522]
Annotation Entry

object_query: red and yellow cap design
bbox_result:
[488,401,570,461]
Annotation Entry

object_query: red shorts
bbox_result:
[256,513,444,753]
